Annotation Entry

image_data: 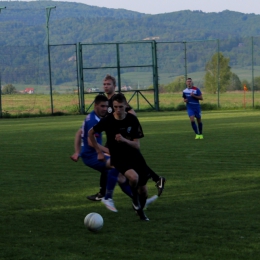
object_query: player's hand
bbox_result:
[97,152,105,161]
[70,153,79,162]
[184,99,188,103]
[115,134,125,142]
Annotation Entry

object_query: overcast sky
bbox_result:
[57,0,260,15]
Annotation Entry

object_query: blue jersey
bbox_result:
[80,111,102,156]
[182,86,202,108]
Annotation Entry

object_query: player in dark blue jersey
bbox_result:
[70,95,114,202]
[183,78,204,139]
[89,93,154,221]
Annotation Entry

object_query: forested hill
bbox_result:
[1,1,260,45]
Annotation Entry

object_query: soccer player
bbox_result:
[102,74,166,196]
[71,94,157,212]
[89,93,153,221]
[183,77,204,139]
[70,95,133,211]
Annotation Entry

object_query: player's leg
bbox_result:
[124,169,140,210]
[195,108,203,139]
[136,177,150,221]
[101,158,133,212]
[146,165,166,197]
[81,154,108,201]
[101,167,118,212]
[187,107,199,137]
[117,173,133,198]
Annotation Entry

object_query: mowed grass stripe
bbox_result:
[0,111,260,260]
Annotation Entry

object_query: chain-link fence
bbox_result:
[78,41,157,113]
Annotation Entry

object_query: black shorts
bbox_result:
[113,155,150,186]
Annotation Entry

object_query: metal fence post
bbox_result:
[183,41,187,80]
[152,40,159,111]
[77,42,85,114]
[116,43,121,92]
[251,36,255,108]
[0,7,6,118]
[45,6,56,115]
[217,39,220,108]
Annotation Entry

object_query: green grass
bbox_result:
[1,111,260,260]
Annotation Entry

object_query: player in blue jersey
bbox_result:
[182,77,204,139]
[70,95,113,201]
[89,93,152,221]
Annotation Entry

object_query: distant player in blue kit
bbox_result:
[182,78,204,139]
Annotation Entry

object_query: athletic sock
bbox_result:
[131,186,140,209]
[198,122,203,134]
[99,170,107,196]
[191,121,198,134]
[118,180,133,198]
[146,165,159,183]
[105,168,119,200]
[139,194,148,209]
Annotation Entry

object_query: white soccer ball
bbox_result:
[84,213,104,232]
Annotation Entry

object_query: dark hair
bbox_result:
[94,94,108,104]
[112,93,127,104]
[187,77,192,80]
[103,74,116,86]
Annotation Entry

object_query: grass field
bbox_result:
[1,110,260,260]
[1,91,260,117]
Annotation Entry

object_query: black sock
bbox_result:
[99,170,107,195]
[131,186,140,208]
[146,165,159,183]
[139,194,148,209]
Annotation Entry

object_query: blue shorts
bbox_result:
[187,106,201,118]
[81,153,110,172]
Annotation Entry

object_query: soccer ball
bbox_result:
[84,213,104,232]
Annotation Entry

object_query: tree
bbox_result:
[164,76,186,92]
[2,84,17,95]
[204,52,232,94]
[241,80,251,91]
[227,73,242,91]
[253,76,260,91]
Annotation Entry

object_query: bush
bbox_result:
[201,103,218,110]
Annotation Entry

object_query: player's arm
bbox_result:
[126,103,136,116]
[190,92,203,100]
[88,127,105,161]
[87,136,109,154]
[182,93,188,103]
[115,134,140,150]
[127,108,136,116]
[70,128,82,162]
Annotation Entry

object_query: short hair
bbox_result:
[187,77,192,81]
[103,74,116,86]
[94,94,108,104]
[112,93,127,104]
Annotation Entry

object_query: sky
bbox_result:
[57,0,260,15]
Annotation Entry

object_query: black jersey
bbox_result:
[107,94,132,114]
[93,113,144,166]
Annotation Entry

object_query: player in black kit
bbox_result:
[89,93,154,221]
